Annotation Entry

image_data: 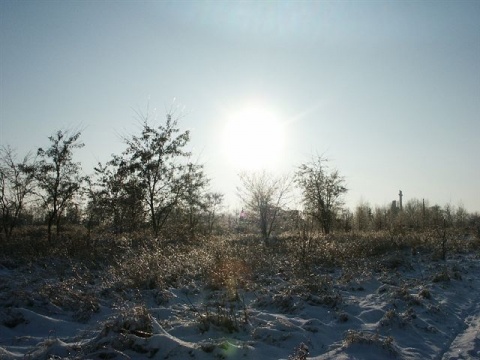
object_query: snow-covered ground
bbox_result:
[1,249,479,359]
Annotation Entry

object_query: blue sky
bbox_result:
[1,1,479,212]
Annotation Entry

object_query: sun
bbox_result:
[223,105,285,170]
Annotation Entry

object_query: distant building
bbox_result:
[391,200,397,212]
[391,190,403,213]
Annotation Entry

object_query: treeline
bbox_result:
[1,112,479,248]
[1,113,225,244]
[350,200,473,233]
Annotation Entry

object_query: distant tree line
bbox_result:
[351,199,474,234]
[1,110,479,247]
[1,111,224,244]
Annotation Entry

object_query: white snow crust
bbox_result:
[1,251,480,359]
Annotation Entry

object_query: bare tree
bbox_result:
[204,192,224,235]
[295,156,347,235]
[177,161,210,238]
[455,204,468,229]
[237,171,292,239]
[0,146,36,240]
[403,198,424,230]
[34,130,85,242]
[117,110,192,236]
[372,205,389,231]
[89,161,145,234]
[355,201,372,231]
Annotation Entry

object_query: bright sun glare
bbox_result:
[223,105,285,170]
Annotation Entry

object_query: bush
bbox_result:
[288,342,309,360]
[343,330,396,354]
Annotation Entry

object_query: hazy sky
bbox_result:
[1,1,479,212]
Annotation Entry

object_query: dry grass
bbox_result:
[343,330,397,354]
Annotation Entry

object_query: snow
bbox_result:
[441,300,480,360]
[1,249,480,359]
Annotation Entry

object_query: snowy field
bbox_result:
[1,241,480,360]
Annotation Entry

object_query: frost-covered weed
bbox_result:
[288,342,309,360]
[103,305,153,337]
[343,330,397,354]
[270,293,298,313]
[432,270,450,283]
[196,291,249,333]
[39,280,100,322]
[418,287,431,299]
[0,308,26,328]
[393,286,422,306]
[379,308,414,328]
[108,240,215,290]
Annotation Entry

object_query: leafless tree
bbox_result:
[0,146,36,240]
[34,130,85,242]
[237,170,292,239]
[89,161,145,234]
[295,156,347,235]
[204,192,224,235]
[355,201,372,232]
[177,161,210,238]
[122,112,190,236]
